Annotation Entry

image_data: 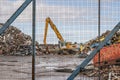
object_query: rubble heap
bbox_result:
[0,23,40,55]
[83,30,120,52]
[82,65,120,80]
[80,30,120,79]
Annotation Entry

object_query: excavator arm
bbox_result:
[43,19,49,45]
[43,17,64,45]
[43,17,81,54]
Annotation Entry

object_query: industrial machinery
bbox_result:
[43,17,80,54]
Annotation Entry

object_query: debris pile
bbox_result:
[0,23,40,55]
[85,30,120,48]
[80,30,120,79]
[83,65,120,80]
[81,30,120,54]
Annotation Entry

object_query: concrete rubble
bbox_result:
[79,30,120,57]
[81,64,120,80]
[0,23,41,55]
[77,30,120,80]
[84,30,120,49]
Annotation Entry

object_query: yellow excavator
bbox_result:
[43,17,80,54]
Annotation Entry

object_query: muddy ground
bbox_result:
[0,55,95,80]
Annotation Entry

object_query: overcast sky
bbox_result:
[0,0,120,44]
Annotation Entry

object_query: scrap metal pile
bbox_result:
[78,30,120,58]
[0,23,40,55]
[81,30,120,80]
[89,30,120,66]
[84,30,120,49]
[82,65,120,80]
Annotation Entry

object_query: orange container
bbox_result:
[0,50,2,54]
[93,43,120,66]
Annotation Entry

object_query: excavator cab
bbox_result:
[58,41,66,49]
[59,41,77,49]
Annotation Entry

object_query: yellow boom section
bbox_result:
[43,17,64,44]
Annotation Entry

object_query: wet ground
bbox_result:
[0,55,95,80]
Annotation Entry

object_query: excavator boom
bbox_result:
[43,17,64,45]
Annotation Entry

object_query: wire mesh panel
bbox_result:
[0,0,120,80]
[37,0,99,80]
[98,0,120,80]
[0,0,33,80]
[38,0,98,44]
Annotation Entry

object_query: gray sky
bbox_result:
[0,0,120,44]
